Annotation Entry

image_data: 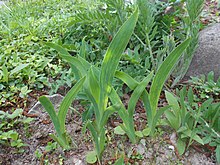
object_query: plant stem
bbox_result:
[146,33,155,70]
[133,32,146,48]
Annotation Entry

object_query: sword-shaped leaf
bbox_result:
[149,38,191,117]
[128,73,153,118]
[99,9,139,110]
[58,76,86,132]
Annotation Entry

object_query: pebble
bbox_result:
[168,145,175,151]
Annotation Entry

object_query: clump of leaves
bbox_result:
[0,109,33,149]
[189,71,220,100]
[45,8,139,164]
[47,10,192,165]
[165,87,204,155]
[165,86,220,163]
[115,37,190,138]
[198,100,220,163]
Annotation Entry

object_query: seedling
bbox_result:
[39,76,86,150]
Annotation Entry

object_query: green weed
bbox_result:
[0,109,33,149]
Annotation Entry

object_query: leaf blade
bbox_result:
[99,9,139,110]
[58,76,86,132]
[39,96,62,137]
[10,64,29,76]
[149,38,191,117]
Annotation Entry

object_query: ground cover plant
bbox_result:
[189,71,220,100]
[0,108,33,150]
[165,85,220,163]
[0,0,77,110]
[0,0,220,164]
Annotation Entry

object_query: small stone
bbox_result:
[34,132,42,138]
[64,156,85,165]
[168,145,175,151]
[127,148,133,158]
[185,151,189,157]
[140,139,146,146]
[170,132,177,145]
[137,143,145,155]
[28,94,64,115]
[73,158,83,165]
